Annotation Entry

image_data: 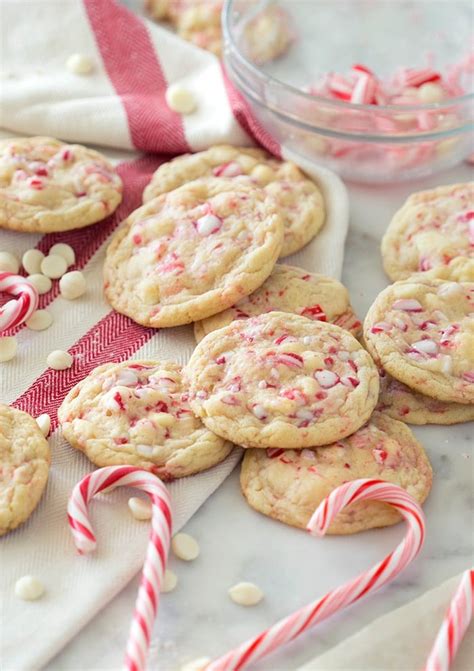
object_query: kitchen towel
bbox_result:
[0,1,349,669]
[297,572,474,671]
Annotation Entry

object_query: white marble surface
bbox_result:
[47,163,474,671]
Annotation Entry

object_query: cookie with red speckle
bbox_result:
[194,264,362,342]
[104,177,283,328]
[0,137,122,233]
[240,412,432,534]
[184,312,379,449]
[143,145,325,258]
[364,278,474,404]
[242,4,294,64]
[381,183,473,281]
[0,404,50,536]
[376,370,474,425]
[58,360,233,479]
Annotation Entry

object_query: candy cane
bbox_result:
[0,272,38,331]
[207,479,425,671]
[425,569,474,671]
[68,466,172,671]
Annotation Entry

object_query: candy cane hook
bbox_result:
[425,568,474,671]
[68,466,172,671]
[0,272,38,332]
[207,479,425,671]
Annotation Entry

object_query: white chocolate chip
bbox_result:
[22,249,45,275]
[49,243,75,267]
[59,271,86,300]
[162,569,178,593]
[417,82,445,104]
[165,84,197,114]
[41,254,68,279]
[251,164,275,185]
[128,496,152,521]
[0,336,17,362]
[171,533,200,561]
[66,53,94,75]
[46,350,73,370]
[36,413,51,437]
[27,274,52,295]
[228,581,264,606]
[0,251,20,273]
[14,575,45,601]
[180,658,211,671]
[26,309,53,331]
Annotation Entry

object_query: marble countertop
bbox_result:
[48,162,474,671]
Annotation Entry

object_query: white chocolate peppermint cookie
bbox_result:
[377,370,474,425]
[194,264,362,342]
[58,360,233,479]
[364,279,474,404]
[146,0,223,56]
[142,146,325,258]
[242,4,293,64]
[185,312,379,449]
[0,404,50,536]
[0,137,122,233]
[382,183,473,281]
[104,178,283,328]
[240,412,432,534]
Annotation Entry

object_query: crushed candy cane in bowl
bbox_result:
[223,0,474,183]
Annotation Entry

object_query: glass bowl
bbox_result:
[222,0,474,183]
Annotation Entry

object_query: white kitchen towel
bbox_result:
[297,572,474,671]
[0,1,349,669]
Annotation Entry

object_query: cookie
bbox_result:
[240,411,432,534]
[377,370,474,425]
[0,404,50,536]
[104,177,283,328]
[142,145,325,258]
[364,278,474,404]
[185,312,380,449]
[382,183,473,281]
[194,264,362,342]
[414,256,474,283]
[0,137,123,233]
[146,0,223,56]
[58,360,233,479]
[242,4,293,64]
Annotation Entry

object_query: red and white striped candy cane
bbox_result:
[207,479,425,671]
[68,466,172,671]
[425,568,474,671]
[0,272,39,331]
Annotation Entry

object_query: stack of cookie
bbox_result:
[369,183,474,426]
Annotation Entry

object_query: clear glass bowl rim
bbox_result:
[222,0,474,113]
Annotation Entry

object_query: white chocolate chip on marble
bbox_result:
[0,251,20,273]
[162,569,178,593]
[165,84,197,114]
[66,53,94,75]
[128,496,152,521]
[27,274,52,295]
[26,309,53,331]
[49,243,75,267]
[41,254,68,279]
[59,271,86,300]
[36,413,51,437]
[22,249,45,275]
[228,581,264,606]
[180,657,211,671]
[14,575,45,601]
[171,533,200,561]
[0,336,17,362]
[46,350,73,370]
